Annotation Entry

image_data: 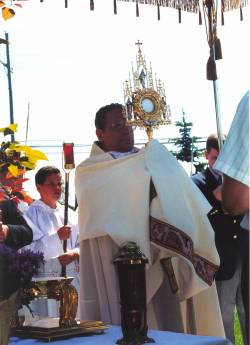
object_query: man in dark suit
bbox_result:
[192,134,249,345]
[0,197,33,343]
[0,199,33,250]
[0,198,33,300]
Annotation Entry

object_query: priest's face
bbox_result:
[36,173,63,208]
[96,108,134,152]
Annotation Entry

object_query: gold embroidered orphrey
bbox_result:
[123,40,171,142]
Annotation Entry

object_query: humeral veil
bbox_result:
[75,139,225,337]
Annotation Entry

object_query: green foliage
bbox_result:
[172,110,206,174]
[193,161,207,174]
[234,309,244,345]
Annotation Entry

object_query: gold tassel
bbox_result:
[199,8,202,25]
[114,0,117,14]
[240,5,243,20]
[157,2,160,20]
[214,37,222,60]
[207,55,217,81]
[136,0,139,17]
[90,0,94,11]
[178,7,181,23]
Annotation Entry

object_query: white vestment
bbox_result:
[75,140,224,336]
[23,200,80,318]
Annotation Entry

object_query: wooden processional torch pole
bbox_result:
[61,143,75,278]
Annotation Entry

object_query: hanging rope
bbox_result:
[136,0,139,16]
[114,0,117,14]
[157,1,160,20]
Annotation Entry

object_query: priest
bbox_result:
[75,103,224,337]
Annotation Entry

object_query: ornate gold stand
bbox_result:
[12,319,107,341]
[123,41,171,143]
[11,277,107,341]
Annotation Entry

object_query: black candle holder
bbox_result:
[113,241,155,345]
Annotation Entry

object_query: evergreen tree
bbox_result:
[172,110,206,173]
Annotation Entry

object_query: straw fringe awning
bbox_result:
[35,0,249,16]
[222,0,248,11]
[118,0,200,13]
[117,0,248,12]
[35,0,249,20]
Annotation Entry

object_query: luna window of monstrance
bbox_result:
[123,40,171,142]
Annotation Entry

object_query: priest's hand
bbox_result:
[57,225,72,240]
[58,250,79,266]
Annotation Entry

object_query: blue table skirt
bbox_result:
[10,325,232,345]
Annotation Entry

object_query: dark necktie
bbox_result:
[217,175,222,186]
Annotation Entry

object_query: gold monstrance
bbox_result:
[123,40,171,142]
